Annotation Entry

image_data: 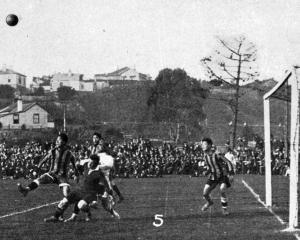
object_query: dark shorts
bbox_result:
[206,175,231,188]
[67,191,97,204]
[67,185,106,204]
[38,172,70,188]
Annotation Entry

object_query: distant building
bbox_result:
[79,79,96,92]
[0,99,54,129]
[0,67,26,89]
[30,75,52,92]
[50,70,96,92]
[51,71,84,91]
[94,67,152,88]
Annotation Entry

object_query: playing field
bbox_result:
[0,175,298,240]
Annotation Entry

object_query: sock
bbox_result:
[221,196,228,209]
[54,207,64,219]
[28,182,38,191]
[112,185,122,197]
[74,202,80,215]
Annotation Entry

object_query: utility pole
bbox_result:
[63,103,66,132]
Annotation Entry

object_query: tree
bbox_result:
[33,86,45,96]
[57,86,76,101]
[0,85,15,99]
[201,36,259,148]
[147,68,209,142]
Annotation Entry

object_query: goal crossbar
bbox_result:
[263,67,299,229]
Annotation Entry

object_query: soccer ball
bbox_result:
[6,14,18,27]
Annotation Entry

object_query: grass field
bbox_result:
[0,175,298,240]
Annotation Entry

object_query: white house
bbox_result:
[50,71,97,92]
[79,79,96,91]
[0,99,54,129]
[51,71,84,91]
[94,67,152,88]
[0,68,26,88]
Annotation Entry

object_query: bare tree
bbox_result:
[201,36,259,148]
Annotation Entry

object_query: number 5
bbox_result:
[153,214,164,227]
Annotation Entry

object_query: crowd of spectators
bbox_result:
[0,137,290,180]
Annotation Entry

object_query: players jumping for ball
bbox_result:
[88,132,124,203]
[201,137,234,215]
[44,154,120,222]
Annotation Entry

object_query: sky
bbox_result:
[0,0,300,85]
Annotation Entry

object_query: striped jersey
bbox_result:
[89,144,103,155]
[39,146,78,177]
[203,151,234,180]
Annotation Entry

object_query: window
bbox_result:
[8,79,11,83]
[33,113,39,124]
[13,114,19,124]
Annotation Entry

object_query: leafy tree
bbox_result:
[57,86,76,101]
[0,85,15,99]
[147,68,208,142]
[201,36,259,148]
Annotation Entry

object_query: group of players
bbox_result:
[17,132,124,222]
[16,133,235,222]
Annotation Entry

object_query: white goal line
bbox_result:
[0,201,59,220]
[242,179,300,240]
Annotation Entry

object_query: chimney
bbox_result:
[2,64,7,72]
[17,98,23,112]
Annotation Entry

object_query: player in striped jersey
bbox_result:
[201,138,234,215]
[17,133,79,198]
[44,154,119,222]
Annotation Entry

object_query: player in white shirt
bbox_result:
[224,147,237,174]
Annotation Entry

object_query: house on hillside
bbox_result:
[0,99,54,129]
[94,67,152,88]
[50,71,96,92]
[79,79,96,92]
[51,71,84,91]
[0,67,26,89]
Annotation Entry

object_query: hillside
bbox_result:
[204,80,288,145]
[74,79,285,144]
[0,78,286,144]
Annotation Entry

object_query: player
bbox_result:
[17,133,79,198]
[87,132,124,202]
[224,147,237,173]
[201,137,234,215]
[44,154,120,222]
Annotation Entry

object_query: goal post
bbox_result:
[289,68,299,229]
[263,97,272,207]
[263,67,299,229]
